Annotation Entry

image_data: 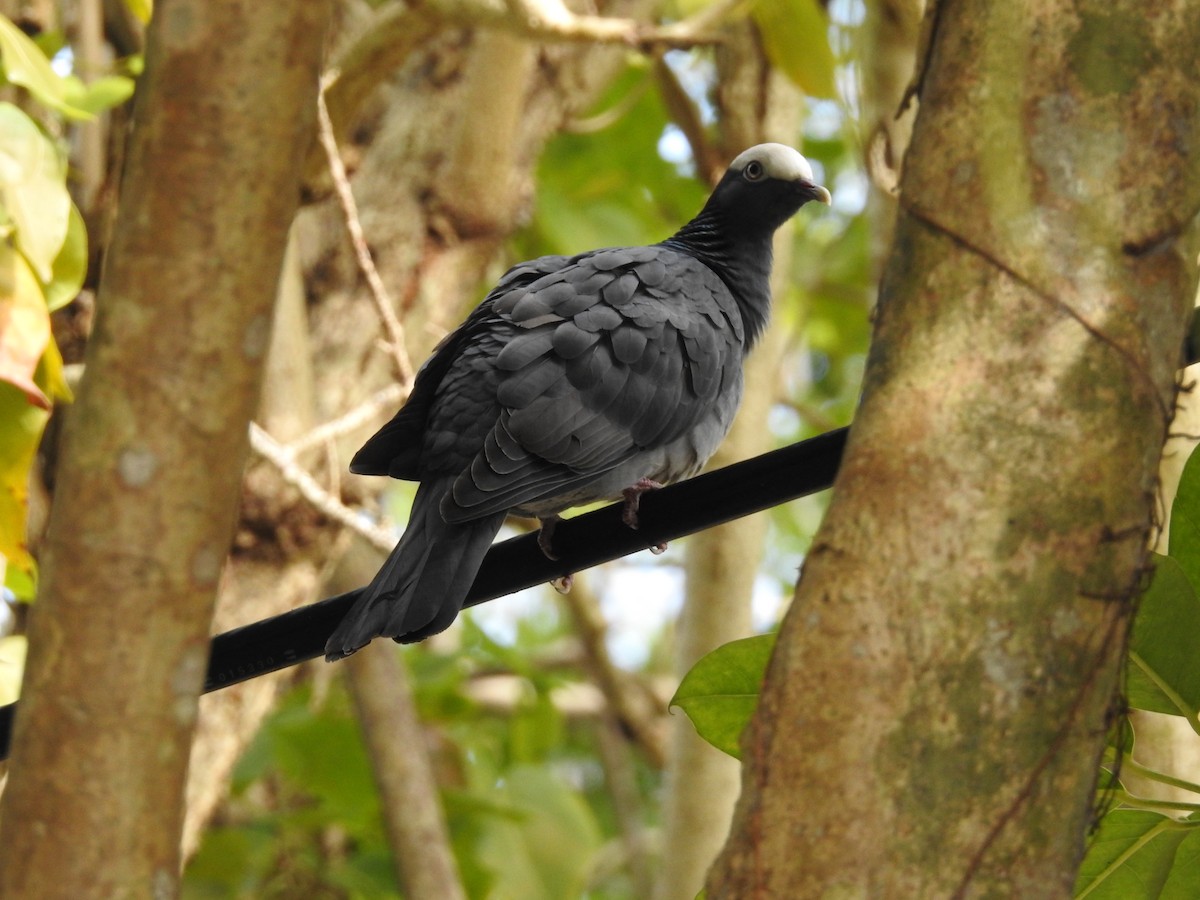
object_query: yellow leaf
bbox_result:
[0,382,48,594]
[0,241,51,408]
[124,0,153,25]
[0,635,27,704]
[0,103,72,282]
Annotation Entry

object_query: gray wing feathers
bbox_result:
[442,248,744,522]
[351,254,572,479]
[333,246,747,652]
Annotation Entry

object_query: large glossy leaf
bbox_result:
[1076,810,1200,899]
[752,0,837,99]
[0,16,91,120]
[1126,554,1200,724]
[0,103,71,282]
[1160,827,1200,898]
[671,633,776,759]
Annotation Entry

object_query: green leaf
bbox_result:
[0,16,91,120]
[43,201,86,312]
[1161,826,1200,898]
[671,633,776,759]
[35,327,73,404]
[476,765,603,900]
[751,0,837,99]
[3,556,35,600]
[1075,810,1198,898]
[1169,443,1200,586]
[62,74,136,116]
[525,63,707,260]
[1126,554,1200,724]
[258,699,381,831]
[0,382,50,597]
[0,103,71,282]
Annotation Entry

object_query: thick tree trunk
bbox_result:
[0,3,330,895]
[708,0,1200,895]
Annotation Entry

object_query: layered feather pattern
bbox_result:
[325,144,830,659]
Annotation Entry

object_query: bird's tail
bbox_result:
[324,479,506,660]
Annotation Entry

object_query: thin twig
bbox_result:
[284,383,409,455]
[653,55,723,185]
[594,714,655,896]
[345,643,468,899]
[497,0,727,46]
[249,423,396,552]
[316,79,415,388]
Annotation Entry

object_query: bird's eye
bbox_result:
[743,161,765,181]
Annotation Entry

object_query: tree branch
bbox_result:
[316,84,415,387]
[283,383,409,455]
[316,0,738,171]
[248,423,395,552]
[345,642,467,900]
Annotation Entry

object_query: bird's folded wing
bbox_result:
[442,247,745,522]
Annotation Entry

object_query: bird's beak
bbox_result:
[812,184,832,206]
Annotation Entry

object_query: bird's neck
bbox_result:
[662,209,774,347]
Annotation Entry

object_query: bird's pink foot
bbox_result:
[621,478,663,530]
[551,574,573,594]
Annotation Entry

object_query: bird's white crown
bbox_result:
[730,143,815,183]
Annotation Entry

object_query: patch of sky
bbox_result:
[51,46,73,77]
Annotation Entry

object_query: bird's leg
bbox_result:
[622,478,667,553]
[537,514,562,560]
[538,515,573,593]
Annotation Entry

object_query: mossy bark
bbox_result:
[708,0,1200,895]
[0,3,330,895]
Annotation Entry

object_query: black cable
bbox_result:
[0,426,848,760]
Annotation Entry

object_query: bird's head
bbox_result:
[706,143,831,238]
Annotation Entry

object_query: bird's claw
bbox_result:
[537,515,561,561]
[540,516,573,592]
[621,478,664,530]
